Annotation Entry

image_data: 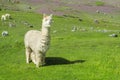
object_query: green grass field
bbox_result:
[0,10,120,80]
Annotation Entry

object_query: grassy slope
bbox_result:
[0,10,120,80]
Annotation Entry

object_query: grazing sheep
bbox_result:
[71,26,77,32]
[5,13,11,19]
[22,21,33,28]
[96,10,100,13]
[1,13,11,21]
[109,34,118,37]
[1,15,6,21]
[24,14,53,67]
[9,22,16,27]
[2,31,9,37]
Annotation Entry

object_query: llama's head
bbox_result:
[42,14,53,27]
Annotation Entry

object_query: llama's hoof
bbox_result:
[26,62,30,64]
[26,60,30,64]
[36,64,43,68]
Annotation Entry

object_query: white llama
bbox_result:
[24,14,53,67]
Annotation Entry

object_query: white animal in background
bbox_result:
[9,22,16,27]
[24,14,53,67]
[72,26,77,32]
[5,13,11,19]
[2,31,9,37]
[1,13,11,21]
[1,15,7,21]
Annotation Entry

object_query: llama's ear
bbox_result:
[43,13,47,18]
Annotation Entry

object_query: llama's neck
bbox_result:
[41,26,50,37]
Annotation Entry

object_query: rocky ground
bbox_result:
[1,0,120,16]
[22,0,120,15]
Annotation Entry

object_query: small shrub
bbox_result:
[95,1,105,6]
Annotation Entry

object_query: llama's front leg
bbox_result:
[36,52,44,67]
[25,47,32,64]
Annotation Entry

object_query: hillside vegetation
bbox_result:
[0,0,120,15]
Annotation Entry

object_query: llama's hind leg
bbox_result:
[25,47,32,64]
[31,52,36,64]
[42,53,46,65]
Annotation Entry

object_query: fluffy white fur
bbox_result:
[24,14,52,67]
[2,31,8,37]
[1,15,6,21]
[5,13,11,19]
[1,13,11,21]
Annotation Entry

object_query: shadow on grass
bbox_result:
[45,57,86,66]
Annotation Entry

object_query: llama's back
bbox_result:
[24,30,42,50]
